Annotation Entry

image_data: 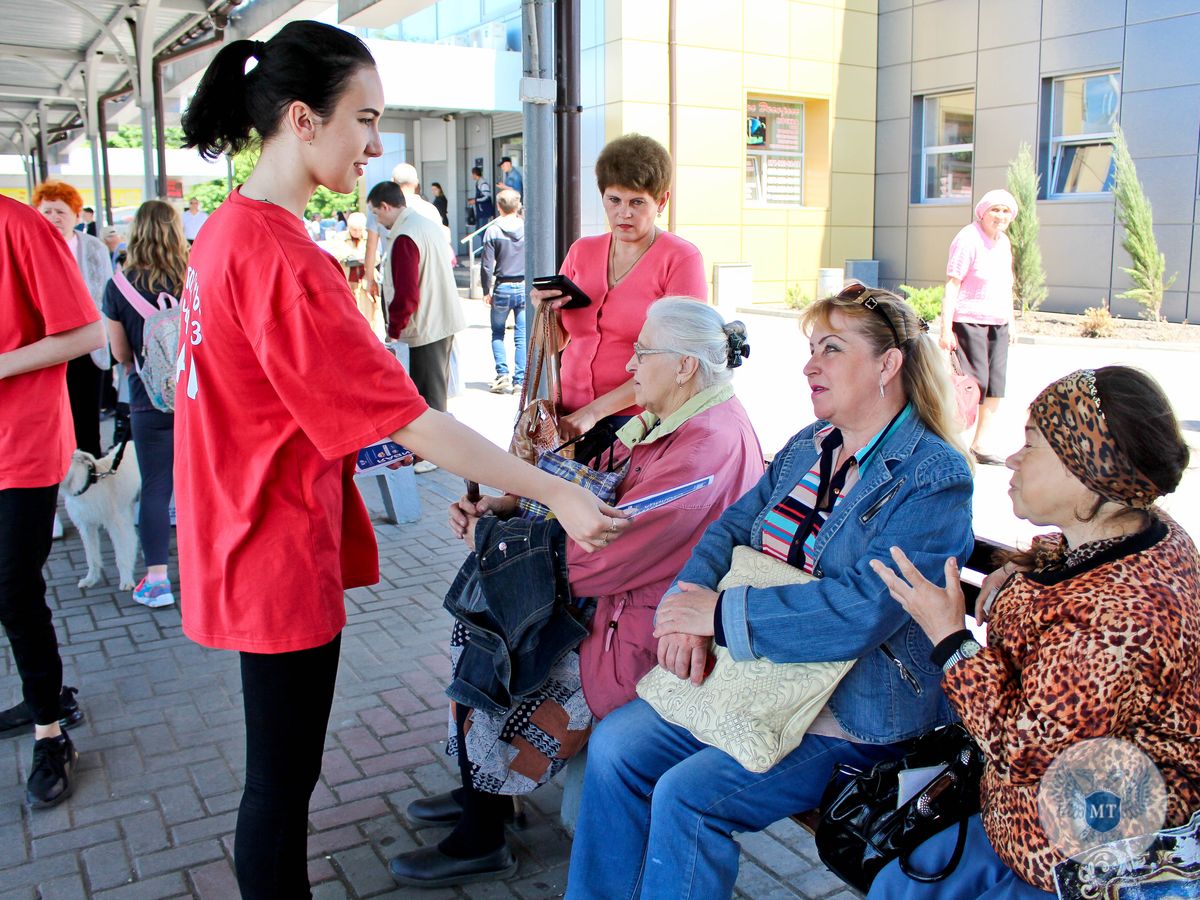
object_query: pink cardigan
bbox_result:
[558,231,707,415]
[568,394,763,718]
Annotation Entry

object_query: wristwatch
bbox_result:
[942,637,982,673]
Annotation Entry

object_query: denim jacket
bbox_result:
[669,410,974,744]
[444,515,587,715]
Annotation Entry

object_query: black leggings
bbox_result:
[65,354,102,457]
[130,410,174,567]
[235,633,341,899]
[0,486,64,725]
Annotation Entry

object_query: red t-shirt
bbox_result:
[0,196,99,490]
[175,188,428,653]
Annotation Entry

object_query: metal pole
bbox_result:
[554,0,581,262]
[35,103,49,182]
[98,94,115,224]
[153,60,168,198]
[522,0,557,401]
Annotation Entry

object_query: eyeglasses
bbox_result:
[632,342,679,364]
[834,283,929,348]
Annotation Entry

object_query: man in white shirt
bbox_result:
[364,163,457,303]
[181,198,208,244]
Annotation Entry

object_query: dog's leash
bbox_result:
[68,441,131,497]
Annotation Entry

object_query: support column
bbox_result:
[521,0,557,400]
[35,103,49,182]
[554,0,581,262]
[133,2,162,201]
[84,53,106,225]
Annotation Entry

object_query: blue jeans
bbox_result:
[565,699,902,900]
[867,814,1055,899]
[490,283,526,383]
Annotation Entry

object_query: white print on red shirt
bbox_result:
[178,265,202,400]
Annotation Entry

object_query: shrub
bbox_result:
[785,285,812,310]
[1006,142,1048,315]
[1080,305,1116,339]
[1112,125,1176,321]
[898,284,944,323]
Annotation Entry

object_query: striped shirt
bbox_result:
[762,406,912,571]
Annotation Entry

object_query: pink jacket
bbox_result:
[558,232,707,415]
[568,393,763,718]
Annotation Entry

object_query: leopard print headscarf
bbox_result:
[1030,369,1160,509]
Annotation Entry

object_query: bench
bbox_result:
[789,534,1014,835]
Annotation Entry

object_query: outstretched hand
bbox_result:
[870,547,966,646]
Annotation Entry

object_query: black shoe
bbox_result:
[405,790,524,829]
[388,843,517,888]
[972,449,1007,467]
[406,790,464,827]
[0,687,84,738]
[26,732,78,809]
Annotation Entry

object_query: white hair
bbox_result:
[391,162,419,188]
[644,298,748,389]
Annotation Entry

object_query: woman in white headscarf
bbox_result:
[938,188,1017,466]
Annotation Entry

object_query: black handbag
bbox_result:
[814,723,984,893]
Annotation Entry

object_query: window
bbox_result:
[745,98,805,206]
[1046,71,1120,196]
[916,91,974,202]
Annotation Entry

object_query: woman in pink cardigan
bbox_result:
[532,134,707,450]
[388,299,762,889]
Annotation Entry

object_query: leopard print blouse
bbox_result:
[944,513,1200,892]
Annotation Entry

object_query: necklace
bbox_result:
[608,228,657,287]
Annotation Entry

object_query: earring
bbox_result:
[879,376,885,399]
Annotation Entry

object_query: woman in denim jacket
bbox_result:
[566,286,974,900]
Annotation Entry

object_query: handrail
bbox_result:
[459,221,490,244]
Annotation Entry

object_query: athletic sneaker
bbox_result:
[0,686,84,737]
[27,732,78,809]
[132,577,175,609]
[413,460,439,474]
[489,374,512,394]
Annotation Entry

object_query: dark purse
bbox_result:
[814,723,984,893]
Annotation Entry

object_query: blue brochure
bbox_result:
[355,439,414,474]
[615,475,714,515]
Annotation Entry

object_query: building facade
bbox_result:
[874,0,1200,322]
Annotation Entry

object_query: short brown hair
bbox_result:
[32,180,83,216]
[595,133,673,200]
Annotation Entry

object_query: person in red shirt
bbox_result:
[179,21,626,899]
[0,194,105,808]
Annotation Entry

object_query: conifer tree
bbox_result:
[1112,125,1175,321]
[1005,142,1047,315]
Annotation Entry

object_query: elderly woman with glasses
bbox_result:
[388,299,763,889]
[867,367,1200,899]
[565,285,974,900]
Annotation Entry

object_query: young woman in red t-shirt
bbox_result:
[179,21,626,898]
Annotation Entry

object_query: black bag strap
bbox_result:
[897,815,971,883]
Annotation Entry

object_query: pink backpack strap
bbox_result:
[112,269,160,320]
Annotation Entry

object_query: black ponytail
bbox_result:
[182,21,375,161]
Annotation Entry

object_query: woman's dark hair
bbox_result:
[595,133,673,200]
[1094,366,1188,497]
[182,21,375,160]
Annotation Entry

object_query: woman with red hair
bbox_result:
[33,181,112,457]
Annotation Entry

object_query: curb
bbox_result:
[734,306,1200,353]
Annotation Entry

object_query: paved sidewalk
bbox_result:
[0,463,857,900]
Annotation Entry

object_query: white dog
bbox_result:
[62,443,141,591]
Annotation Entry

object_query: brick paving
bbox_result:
[0,465,859,899]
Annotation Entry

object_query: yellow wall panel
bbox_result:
[835,9,878,64]
[619,40,670,104]
[675,1,745,50]
[790,3,837,63]
[674,46,745,110]
[617,0,667,43]
[744,54,791,92]
[674,164,744,225]
[832,63,876,121]
[744,0,792,57]
[790,59,835,97]
[675,106,745,168]
[830,118,877,174]
[829,172,875,227]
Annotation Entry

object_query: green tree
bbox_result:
[1005,142,1047,315]
[183,144,361,220]
[106,123,185,149]
[1112,125,1176,321]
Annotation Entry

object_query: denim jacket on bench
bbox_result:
[669,410,974,744]
[444,515,587,715]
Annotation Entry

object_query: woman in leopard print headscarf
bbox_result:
[868,366,1200,898]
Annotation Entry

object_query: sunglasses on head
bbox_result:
[834,283,928,347]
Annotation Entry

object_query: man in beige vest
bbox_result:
[367,181,465,419]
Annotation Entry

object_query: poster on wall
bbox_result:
[746,98,805,205]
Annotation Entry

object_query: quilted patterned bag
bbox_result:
[636,545,853,773]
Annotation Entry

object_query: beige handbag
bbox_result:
[636,546,853,773]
